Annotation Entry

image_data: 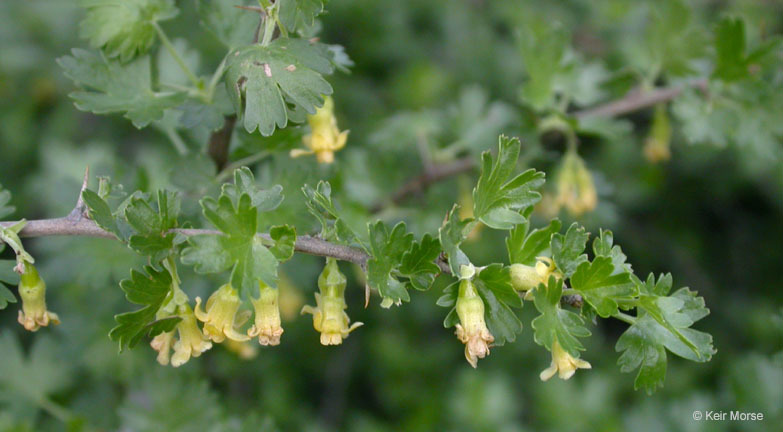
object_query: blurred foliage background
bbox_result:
[1,0,782,431]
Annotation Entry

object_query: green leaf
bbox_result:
[474,264,523,345]
[531,276,591,357]
[398,234,441,291]
[438,205,475,275]
[79,0,178,62]
[196,0,258,48]
[0,284,16,310]
[222,167,284,212]
[0,333,72,412]
[278,0,325,32]
[225,38,334,136]
[615,315,669,394]
[58,49,185,128]
[124,190,180,261]
[0,184,14,219]
[635,274,716,360]
[516,22,569,110]
[551,222,588,278]
[571,257,635,318]
[109,265,180,350]
[0,260,18,285]
[367,222,414,304]
[268,225,296,261]
[82,188,123,240]
[182,194,278,294]
[302,181,356,243]
[616,273,716,394]
[507,218,561,265]
[592,229,632,275]
[473,135,544,229]
[713,17,747,82]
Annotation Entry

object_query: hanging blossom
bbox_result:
[301,258,363,345]
[247,280,284,346]
[555,149,597,216]
[290,96,349,164]
[540,339,592,381]
[454,270,494,368]
[17,263,60,332]
[194,283,250,343]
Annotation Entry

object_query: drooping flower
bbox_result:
[150,330,175,366]
[16,264,60,332]
[555,150,597,216]
[539,339,591,381]
[301,258,362,345]
[194,284,250,343]
[290,96,349,164]
[643,103,672,163]
[454,277,494,368]
[248,280,284,346]
[171,304,213,367]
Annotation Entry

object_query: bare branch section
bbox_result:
[0,218,580,306]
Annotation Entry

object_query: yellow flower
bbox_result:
[16,264,60,332]
[171,304,213,367]
[290,96,349,164]
[150,331,174,366]
[510,257,560,294]
[301,258,362,345]
[194,284,250,343]
[556,150,597,216]
[539,339,591,381]
[643,104,672,163]
[454,278,494,368]
[248,281,284,346]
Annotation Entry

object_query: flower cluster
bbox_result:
[301,258,363,345]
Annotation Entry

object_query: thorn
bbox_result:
[67,166,90,221]
[234,5,266,15]
[364,283,370,308]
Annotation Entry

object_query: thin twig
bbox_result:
[573,79,708,119]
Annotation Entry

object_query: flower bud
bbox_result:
[17,264,60,332]
[510,257,560,293]
[290,96,349,164]
[556,150,597,216]
[301,258,363,345]
[539,339,591,381]
[454,278,494,368]
[248,280,284,346]
[194,284,250,343]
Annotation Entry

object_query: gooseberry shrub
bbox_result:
[4,0,781,410]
